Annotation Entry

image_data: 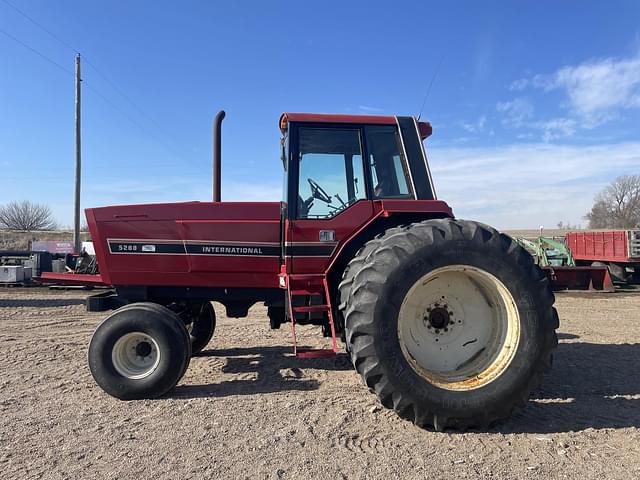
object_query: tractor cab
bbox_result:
[279,113,436,221]
[275,114,445,357]
[277,113,442,278]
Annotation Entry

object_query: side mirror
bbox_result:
[418,121,432,140]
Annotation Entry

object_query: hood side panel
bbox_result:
[86,202,281,289]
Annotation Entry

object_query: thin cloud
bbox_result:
[537,118,577,142]
[357,105,385,113]
[509,78,530,91]
[429,141,640,229]
[496,98,534,128]
[460,115,487,133]
[503,52,640,141]
[541,54,640,114]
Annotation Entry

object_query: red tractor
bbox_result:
[59,112,558,431]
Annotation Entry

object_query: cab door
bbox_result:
[286,124,374,274]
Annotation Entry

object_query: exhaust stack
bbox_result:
[213,110,226,202]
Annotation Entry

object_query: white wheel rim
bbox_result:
[111,332,161,379]
[397,265,520,391]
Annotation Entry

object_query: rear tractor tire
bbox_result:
[267,306,285,329]
[339,218,558,431]
[187,302,216,355]
[88,302,192,400]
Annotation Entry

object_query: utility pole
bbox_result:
[74,54,81,253]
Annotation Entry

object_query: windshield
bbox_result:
[297,128,366,219]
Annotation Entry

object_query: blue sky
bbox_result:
[1,1,639,229]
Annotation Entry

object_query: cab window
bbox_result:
[365,125,413,199]
[297,128,366,219]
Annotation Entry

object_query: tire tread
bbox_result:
[339,218,558,431]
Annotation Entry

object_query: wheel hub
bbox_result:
[426,306,451,331]
[112,332,161,380]
[135,341,152,358]
[398,265,520,391]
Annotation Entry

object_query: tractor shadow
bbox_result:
[0,298,85,308]
[169,346,352,399]
[496,341,640,433]
[171,341,640,433]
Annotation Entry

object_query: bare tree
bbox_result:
[585,175,640,229]
[556,221,581,230]
[0,200,57,230]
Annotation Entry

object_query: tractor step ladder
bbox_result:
[285,274,338,358]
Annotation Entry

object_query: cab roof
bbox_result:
[279,112,432,139]
[280,112,397,130]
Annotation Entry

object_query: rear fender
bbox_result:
[326,201,453,296]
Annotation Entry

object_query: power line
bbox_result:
[0,23,190,163]
[0,0,78,54]
[0,28,74,76]
[83,58,172,138]
[82,82,186,158]
[0,0,189,161]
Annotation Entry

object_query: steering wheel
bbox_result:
[307,178,332,204]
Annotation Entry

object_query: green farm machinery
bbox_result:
[514,236,614,292]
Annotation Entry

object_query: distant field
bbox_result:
[0,230,90,251]
[503,229,572,239]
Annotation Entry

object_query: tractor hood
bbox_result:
[86,201,282,289]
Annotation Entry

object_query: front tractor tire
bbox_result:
[89,302,192,400]
[339,219,558,431]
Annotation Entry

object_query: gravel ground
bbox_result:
[0,287,639,479]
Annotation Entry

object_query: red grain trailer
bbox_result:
[566,230,640,282]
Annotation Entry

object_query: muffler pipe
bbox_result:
[213,110,226,202]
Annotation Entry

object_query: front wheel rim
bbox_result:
[397,265,520,391]
[111,332,161,379]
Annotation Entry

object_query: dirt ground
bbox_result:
[0,287,638,479]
